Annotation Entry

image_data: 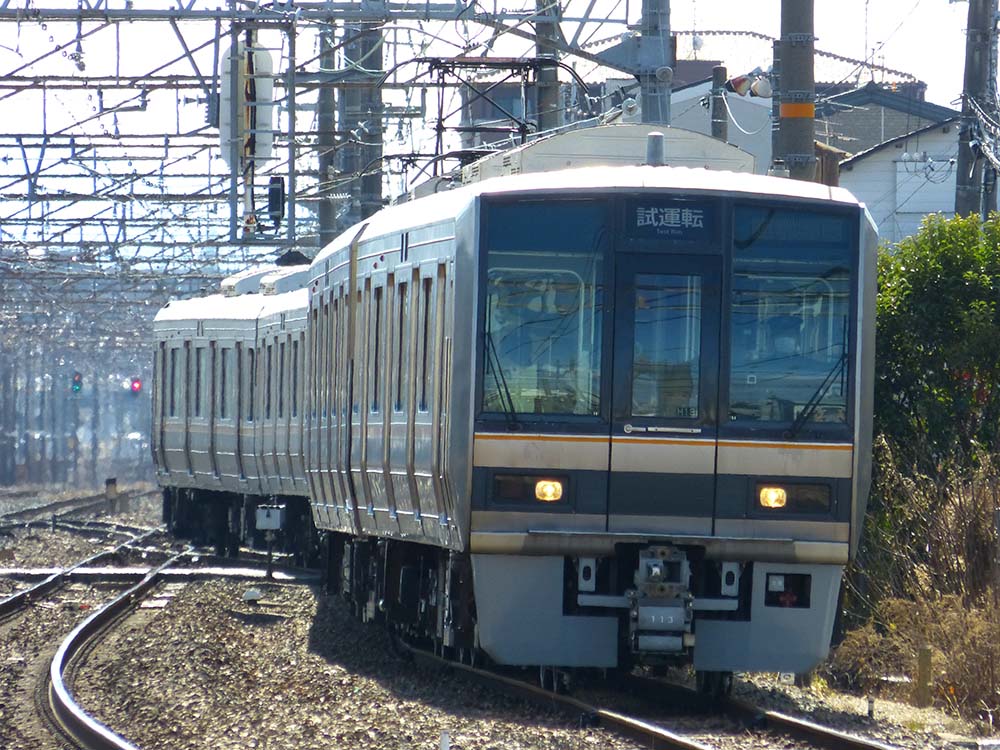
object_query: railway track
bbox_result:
[0,487,159,529]
[402,645,904,750]
[1,535,319,750]
[0,527,169,750]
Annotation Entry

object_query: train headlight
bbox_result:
[758,486,787,509]
[756,483,831,513]
[492,474,568,505]
[535,479,563,502]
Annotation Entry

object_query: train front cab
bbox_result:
[468,187,877,677]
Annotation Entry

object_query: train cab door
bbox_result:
[608,253,721,534]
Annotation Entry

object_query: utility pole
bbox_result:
[535,0,562,133]
[771,40,782,168]
[595,0,673,124]
[778,0,816,181]
[336,23,384,233]
[318,28,337,250]
[955,0,997,216]
[711,65,728,142]
[640,0,672,124]
[90,376,99,486]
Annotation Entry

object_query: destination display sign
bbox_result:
[625,199,716,244]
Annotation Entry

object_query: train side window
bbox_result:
[194,346,205,418]
[235,343,243,422]
[330,296,339,420]
[312,304,320,422]
[157,344,166,420]
[265,343,273,420]
[278,339,286,419]
[310,307,319,420]
[292,336,300,418]
[247,348,256,422]
[220,347,229,419]
[184,341,192,419]
[372,285,383,413]
[419,276,433,412]
[209,343,217,421]
[320,300,329,419]
[353,285,367,416]
[434,263,447,407]
[169,347,178,417]
[395,281,409,412]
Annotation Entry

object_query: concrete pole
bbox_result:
[955,0,997,216]
[336,24,384,232]
[779,0,816,181]
[318,28,337,250]
[89,376,99,487]
[639,0,671,125]
[0,345,14,485]
[711,65,728,142]
[535,0,562,132]
[771,40,782,167]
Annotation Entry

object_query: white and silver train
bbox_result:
[152,128,877,691]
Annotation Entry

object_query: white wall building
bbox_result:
[837,119,960,244]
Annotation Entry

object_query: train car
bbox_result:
[153,264,317,556]
[152,128,876,692]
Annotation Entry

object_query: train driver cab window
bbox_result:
[631,274,701,419]
[481,200,606,417]
[729,205,853,429]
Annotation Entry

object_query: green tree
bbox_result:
[875,213,1000,469]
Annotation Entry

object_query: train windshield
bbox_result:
[729,206,854,428]
[482,201,605,416]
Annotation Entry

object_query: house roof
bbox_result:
[839,116,959,167]
[817,81,958,122]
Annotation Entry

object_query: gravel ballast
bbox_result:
[72,579,990,750]
[75,580,648,750]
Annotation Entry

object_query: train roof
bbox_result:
[154,291,274,325]
[311,164,865,269]
[259,288,308,320]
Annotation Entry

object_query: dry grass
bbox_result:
[834,444,1000,722]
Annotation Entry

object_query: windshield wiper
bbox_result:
[787,352,848,439]
[486,329,520,430]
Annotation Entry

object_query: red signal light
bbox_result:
[130,377,142,394]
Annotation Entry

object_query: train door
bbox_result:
[608,254,721,534]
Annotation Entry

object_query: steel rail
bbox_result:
[0,492,107,523]
[47,551,187,750]
[403,645,713,750]
[623,674,903,750]
[723,696,901,750]
[0,530,161,620]
[46,550,320,750]
[0,489,158,530]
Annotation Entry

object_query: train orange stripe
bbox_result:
[476,434,852,451]
[474,433,607,443]
[779,102,815,118]
[612,437,711,446]
[717,440,852,451]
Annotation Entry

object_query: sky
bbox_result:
[0,0,978,235]
[662,0,970,107]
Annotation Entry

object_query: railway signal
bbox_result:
[71,371,83,393]
[130,377,142,395]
